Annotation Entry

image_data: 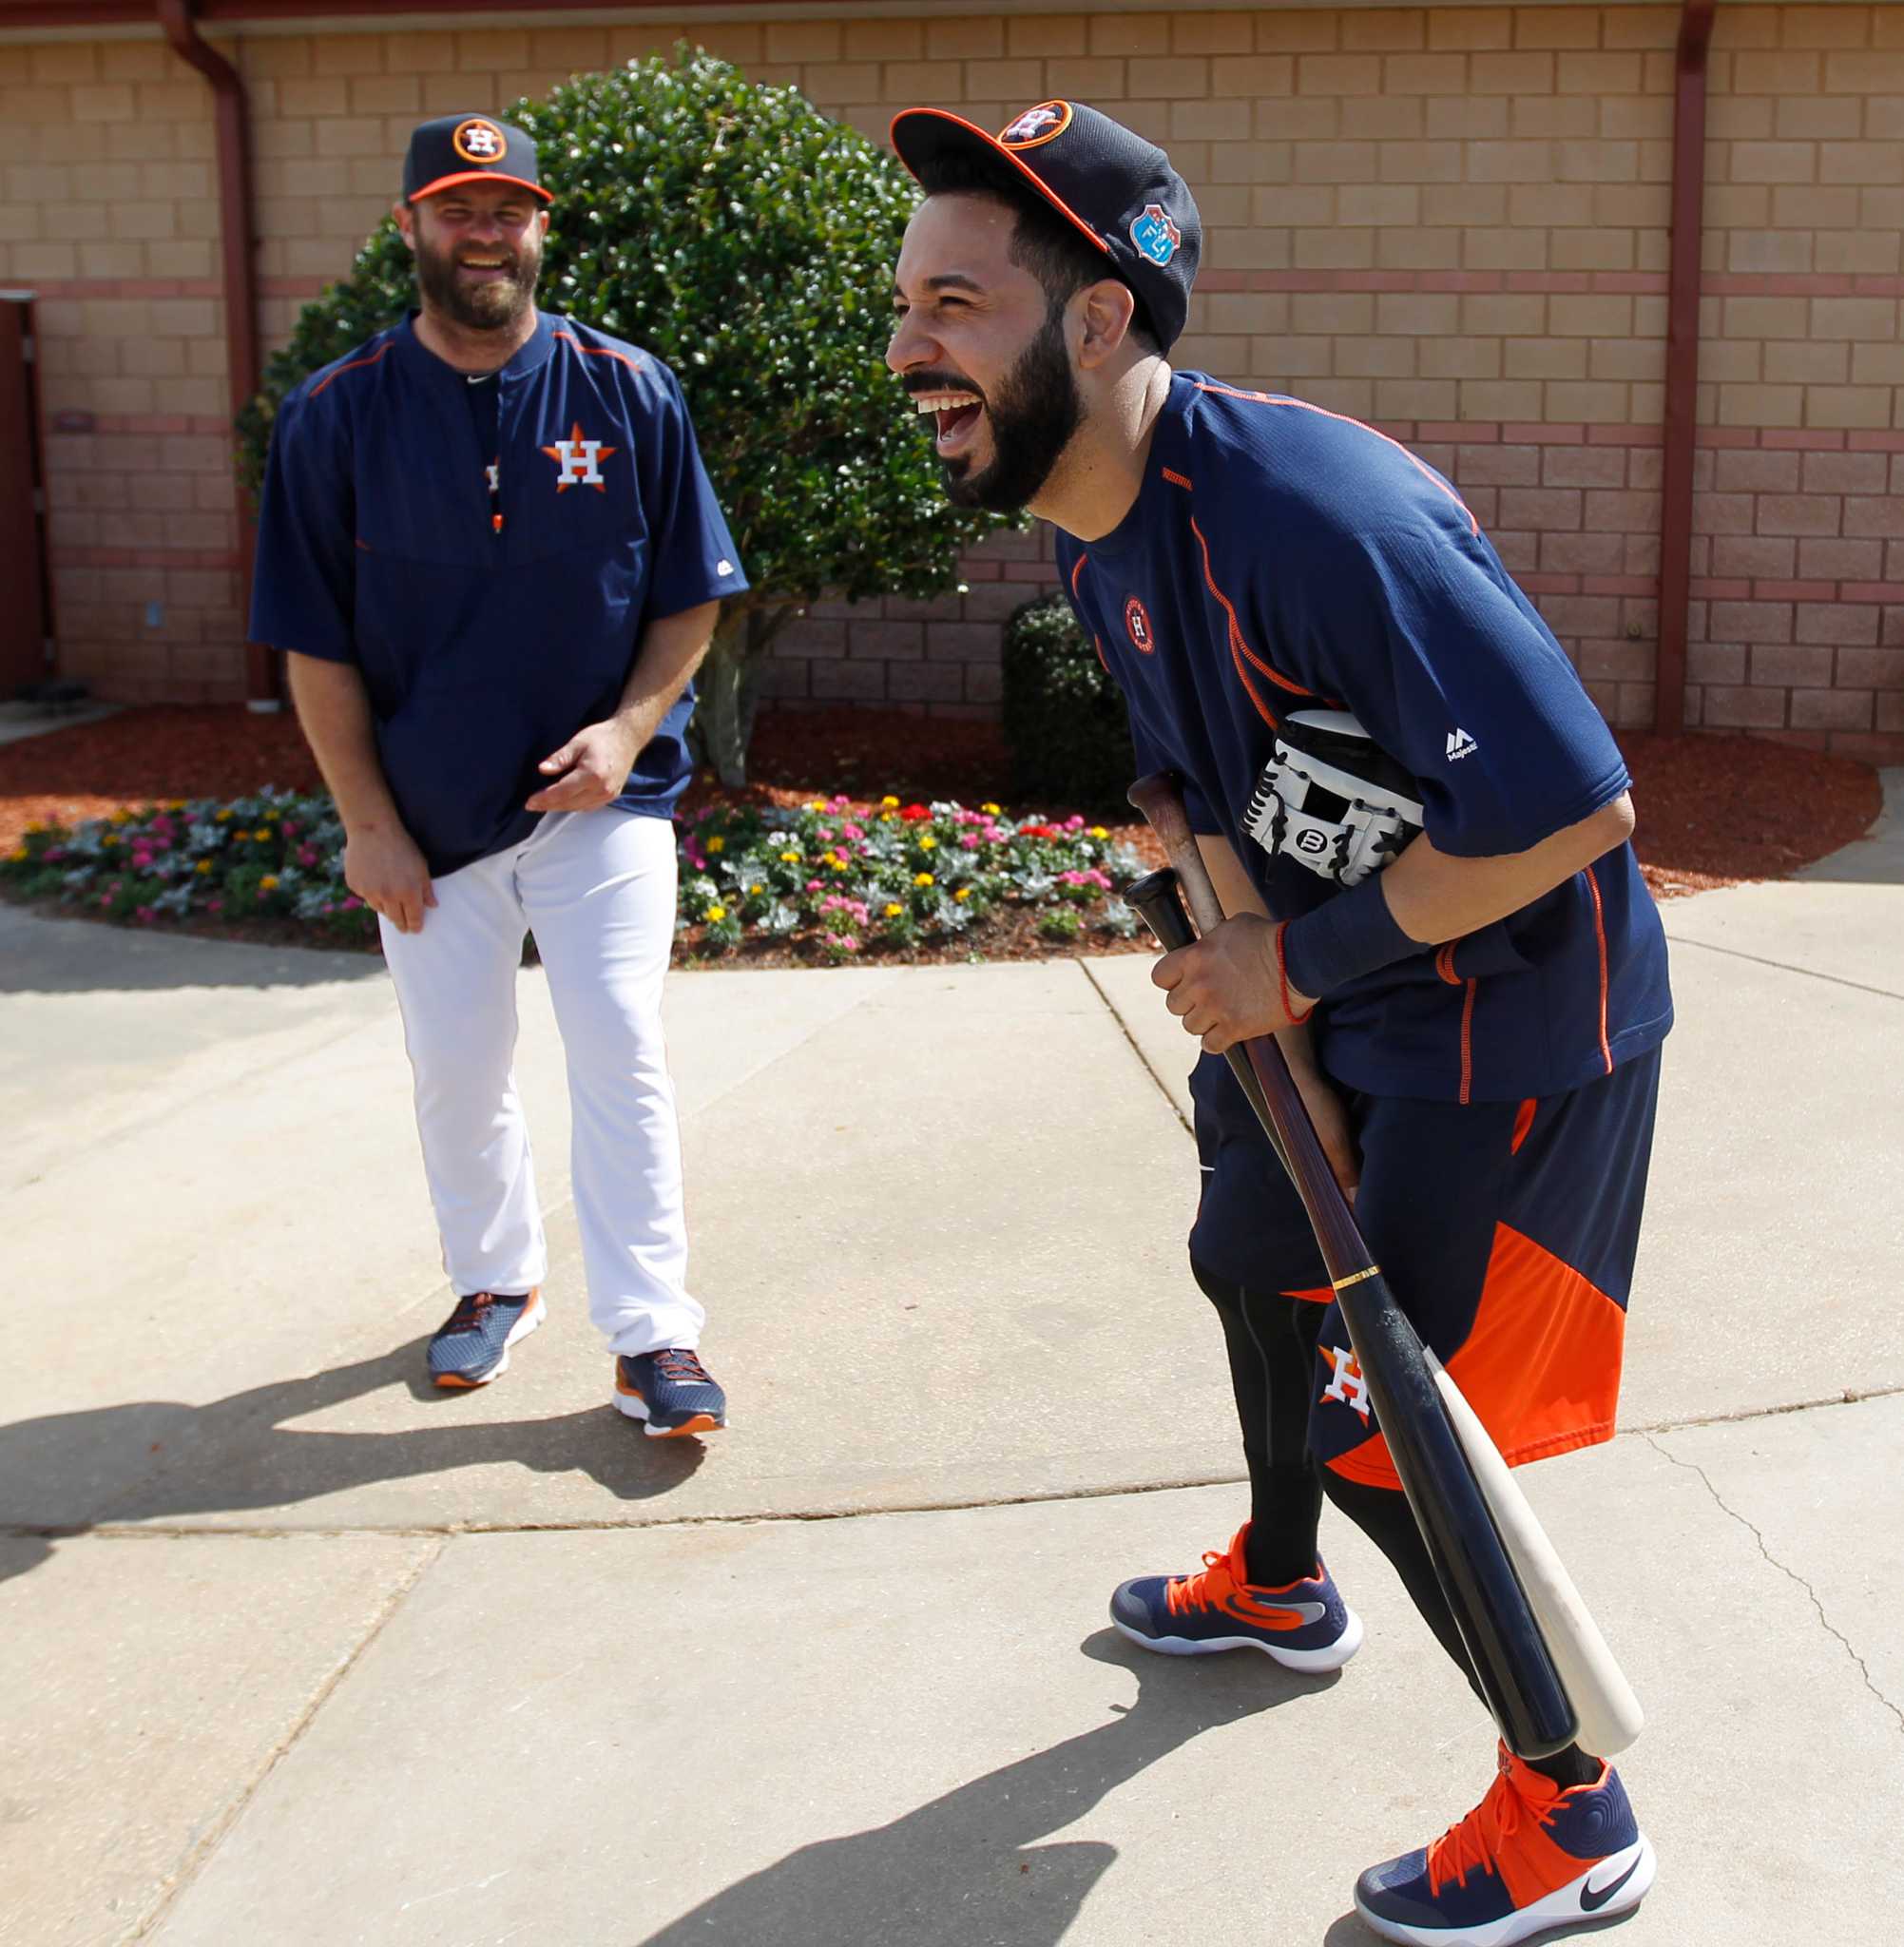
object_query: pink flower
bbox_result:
[135,906,156,925]
[44,846,65,862]
[130,851,152,870]
[830,795,851,810]
[98,893,112,908]
[816,826,835,842]
[281,820,298,838]
[1066,815,1086,830]
[806,877,824,893]
[206,897,223,914]
[298,845,318,867]
[840,822,864,841]
[837,935,860,952]
[960,835,980,850]
[341,896,363,912]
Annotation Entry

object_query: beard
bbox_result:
[413,222,542,334]
[940,306,1085,514]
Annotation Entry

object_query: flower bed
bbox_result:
[2,788,1149,962]
[4,791,376,942]
[678,795,1142,961]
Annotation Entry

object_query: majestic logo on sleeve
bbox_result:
[999,102,1073,148]
[541,422,617,492]
[1124,596,1156,653]
[452,118,507,165]
[1130,203,1183,267]
[1446,727,1478,761]
[1319,1344,1372,1420]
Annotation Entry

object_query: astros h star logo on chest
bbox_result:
[541,422,618,492]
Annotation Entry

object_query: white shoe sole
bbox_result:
[1354,1834,1656,1947]
[432,1294,545,1389]
[1112,1605,1365,1673]
[613,1378,725,1438]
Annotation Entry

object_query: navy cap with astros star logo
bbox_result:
[890,100,1201,352]
[402,113,551,204]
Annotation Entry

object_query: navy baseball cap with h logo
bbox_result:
[402,113,551,204]
[890,100,1202,351]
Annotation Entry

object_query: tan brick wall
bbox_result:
[3,6,1898,754]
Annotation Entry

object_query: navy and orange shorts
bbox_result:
[1190,1047,1662,1489]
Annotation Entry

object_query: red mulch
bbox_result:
[0,705,1883,960]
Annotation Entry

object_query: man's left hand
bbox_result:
[1151,913,1316,1053]
[526,717,647,812]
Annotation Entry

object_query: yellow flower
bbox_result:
[981,802,1001,816]
[166,800,186,812]
[215,809,233,822]
[7,845,27,862]
[259,875,279,892]
[111,808,134,825]
[1089,825,1108,839]
[706,835,724,853]
[705,903,727,922]
[914,872,934,887]
[884,902,903,917]
[101,833,118,847]
[830,858,848,872]
[779,850,801,864]
[232,830,250,842]
[24,819,45,835]
[196,860,213,875]
[256,830,274,842]
[879,812,896,824]
[805,799,827,812]
[880,795,899,808]
[918,835,936,851]
[954,886,971,901]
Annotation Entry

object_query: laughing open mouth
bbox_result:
[911,387,985,455]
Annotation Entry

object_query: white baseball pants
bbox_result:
[378,807,702,1358]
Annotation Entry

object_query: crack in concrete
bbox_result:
[1659,932,1904,1003]
[120,1534,447,1944]
[1076,955,1191,1135]
[1643,1431,1904,1737]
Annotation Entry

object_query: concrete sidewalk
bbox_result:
[3,788,1899,1947]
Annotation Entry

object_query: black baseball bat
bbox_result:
[1123,841,1577,1759]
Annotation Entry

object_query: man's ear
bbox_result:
[1076,276,1140,370]
[392,200,416,251]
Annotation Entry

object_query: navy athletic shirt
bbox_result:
[251,311,745,878]
[1059,373,1672,1109]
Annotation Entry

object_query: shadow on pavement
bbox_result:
[0,903,385,997]
[634,1629,1341,1947]
[0,1340,703,1587]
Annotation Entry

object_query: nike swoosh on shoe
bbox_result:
[1580,1854,1643,1914]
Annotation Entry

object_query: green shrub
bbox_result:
[1000,591,1137,811]
[233,46,1017,782]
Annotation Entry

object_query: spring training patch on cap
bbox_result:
[1130,203,1183,267]
[452,118,508,165]
[999,101,1074,149]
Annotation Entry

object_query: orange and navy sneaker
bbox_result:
[427,1288,544,1389]
[1108,1524,1363,1672]
[614,1347,726,1437]
[1355,1743,1655,1946]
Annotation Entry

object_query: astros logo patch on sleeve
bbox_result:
[541,422,617,492]
[452,118,507,165]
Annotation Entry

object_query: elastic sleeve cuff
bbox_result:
[1279,874,1424,1000]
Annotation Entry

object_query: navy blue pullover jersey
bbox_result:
[251,311,745,878]
[1059,374,1672,1107]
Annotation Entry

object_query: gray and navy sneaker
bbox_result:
[427,1288,545,1390]
[614,1347,726,1437]
[1110,1524,1363,1672]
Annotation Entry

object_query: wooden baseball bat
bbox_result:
[1125,781,1603,1761]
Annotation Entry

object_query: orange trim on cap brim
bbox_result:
[408,170,551,203]
[890,107,1112,261]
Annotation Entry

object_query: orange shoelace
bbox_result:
[1164,1545,1247,1617]
[1427,1758,1553,1898]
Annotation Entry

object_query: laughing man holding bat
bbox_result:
[887,99,1671,1946]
